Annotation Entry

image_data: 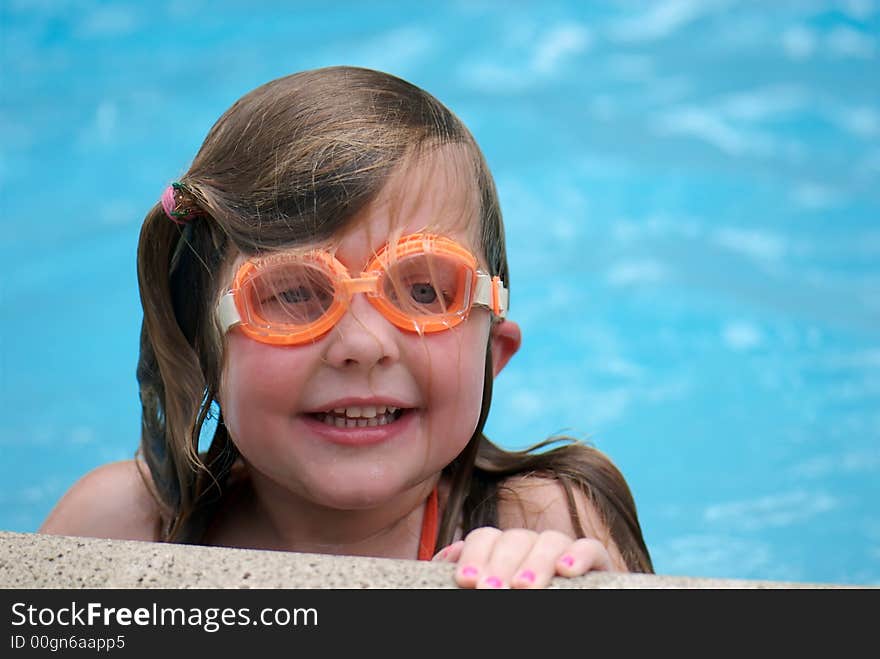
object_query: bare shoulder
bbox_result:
[497,475,628,570]
[39,460,162,542]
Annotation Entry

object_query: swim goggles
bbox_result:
[216,233,508,346]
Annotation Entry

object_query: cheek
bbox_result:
[417,321,490,441]
[218,334,311,438]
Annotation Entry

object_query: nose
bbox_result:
[321,292,401,369]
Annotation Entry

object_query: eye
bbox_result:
[276,286,313,304]
[268,285,334,311]
[381,253,462,314]
[247,265,336,325]
[410,282,438,304]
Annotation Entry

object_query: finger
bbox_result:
[432,540,465,563]
[509,530,573,589]
[454,527,502,588]
[475,528,538,589]
[555,538,614,576]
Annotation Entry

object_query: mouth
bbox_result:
[309,405,407,429]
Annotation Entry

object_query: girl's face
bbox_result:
[218,161,520,511]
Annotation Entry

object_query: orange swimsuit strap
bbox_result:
[417,485,439,561]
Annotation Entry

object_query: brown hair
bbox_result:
[135,65,652,572]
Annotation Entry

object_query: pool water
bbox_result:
[2,1,878,585]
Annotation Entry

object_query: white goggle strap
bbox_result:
[217,292,242,332]
[474,273,508,319]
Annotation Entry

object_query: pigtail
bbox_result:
[435,344,653,573]
[136,185,234,542]
[461,436,654,573]
[136,203,199,537]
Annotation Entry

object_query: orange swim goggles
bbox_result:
[216,233,508,346]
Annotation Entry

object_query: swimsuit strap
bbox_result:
[417,485,439,561]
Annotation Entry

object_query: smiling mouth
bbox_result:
[310,405,406,428]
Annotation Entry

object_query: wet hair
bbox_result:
[135,65,652,572]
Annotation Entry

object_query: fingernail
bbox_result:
[460,565,478,578]
[560,555,575,567]
[517,569,536,584]
[483,576,503,588]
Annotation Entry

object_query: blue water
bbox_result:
[2,2,878,585]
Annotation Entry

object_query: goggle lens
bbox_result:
[241,257,338,329]
[378,252,472,321]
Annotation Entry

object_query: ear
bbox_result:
[489,320,521,377]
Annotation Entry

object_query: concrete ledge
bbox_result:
[0,531,846,589]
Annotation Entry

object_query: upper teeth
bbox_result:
[331,406,398,419]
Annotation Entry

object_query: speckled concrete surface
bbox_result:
[0,531,846,589]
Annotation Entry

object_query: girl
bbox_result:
[40,66,653,588]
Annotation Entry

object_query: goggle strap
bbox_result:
[474,273,508,318]
[217,292,241,332]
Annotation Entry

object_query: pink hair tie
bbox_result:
[161,182,198,225]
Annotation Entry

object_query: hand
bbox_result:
[432,526,614,589]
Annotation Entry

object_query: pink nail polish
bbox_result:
[483,576,503,588]
[460,565,478,578]
[560,555,575,567]
[518,569,536,583]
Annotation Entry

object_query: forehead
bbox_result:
[337,144,482,254]
[228,144,483,273]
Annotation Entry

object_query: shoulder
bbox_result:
[496,475,628,570]
[39,460,162,542]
